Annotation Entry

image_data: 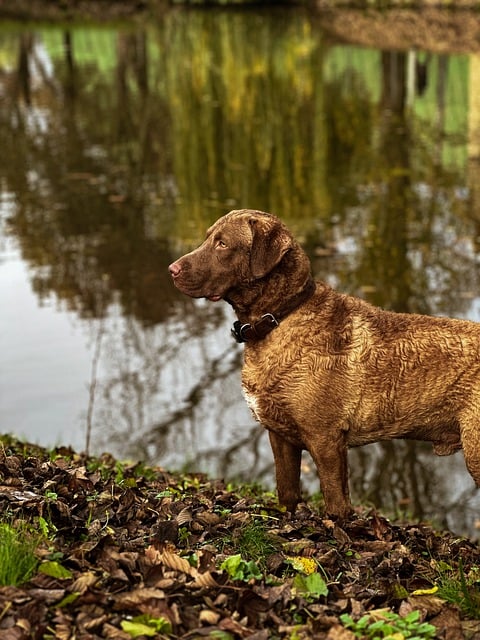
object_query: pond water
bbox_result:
[1,7,480,536]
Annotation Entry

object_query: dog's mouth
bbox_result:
[169,268,224,302]
[170,275,221,301]
[173,282,223,302]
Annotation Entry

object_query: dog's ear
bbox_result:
[248,216,292,279]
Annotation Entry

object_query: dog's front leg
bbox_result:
[309,433,352,520]
[268,430,302,514]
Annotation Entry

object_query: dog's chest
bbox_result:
[241,359,292,425]
[240,335,309,435]
[242,385,263,422]
[241,341,292,420]
[242,380,304,446]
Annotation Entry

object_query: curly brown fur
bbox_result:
[170,209,480,519]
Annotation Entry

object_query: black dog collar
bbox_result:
[231,313,279,343]
[231,277,316,343]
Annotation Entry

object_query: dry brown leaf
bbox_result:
[218,616,251,636]
[430,604,463,640]
[144,544,163,566]
[327,624,356,640]
[176,507,192,525]
[170,602,182,626]
[462,619,480,638]
[350,599,365,617]
[101,623,132,639]
[199,609,221,625]
[26,588,65,604]
[333,525,352,548]
[406,595,446,616]
[255,582,291,606]
[51,628,71,640]
[371,513,391,539]
[0,628,25,640]
[323,518,336,530]
[365,608,394,621]
[158,550,195,576]
[76,609,108,632]
[229,512,251,524]
[191,571,219,588]
[67,465,88,477]
[15,619,30,632]
[213,593,229,607]
[196,512,221,526]
[0,489,41,503]
[156,549,218,587]
[150,577,176,589]
[70,571,98,594]
[114,588,165,608]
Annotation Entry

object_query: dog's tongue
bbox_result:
[207,295,222,302]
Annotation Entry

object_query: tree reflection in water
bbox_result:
[0,9,479,536]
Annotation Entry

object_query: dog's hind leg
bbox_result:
[268,431,302,514]
[459,407,480,486]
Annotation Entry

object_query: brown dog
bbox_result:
[169,209,480,519]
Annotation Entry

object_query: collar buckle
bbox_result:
[231,313,279,343]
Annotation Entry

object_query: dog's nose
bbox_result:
[169,262,181,277]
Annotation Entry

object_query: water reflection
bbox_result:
[1,8,480,536]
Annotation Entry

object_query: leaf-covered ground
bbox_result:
[0,436,479,640]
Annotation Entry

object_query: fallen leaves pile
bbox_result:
[0,436,479,639]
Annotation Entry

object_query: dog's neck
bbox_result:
[225,248,316,342]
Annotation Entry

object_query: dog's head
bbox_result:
[169,209,295,301]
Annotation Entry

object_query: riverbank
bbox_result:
[0,436,479,638]
[1,0,480,19]
[2,0,480,56]
[317,5,480,53]
[0,0,153,21]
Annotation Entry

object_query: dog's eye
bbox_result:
[216,240,227,249]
